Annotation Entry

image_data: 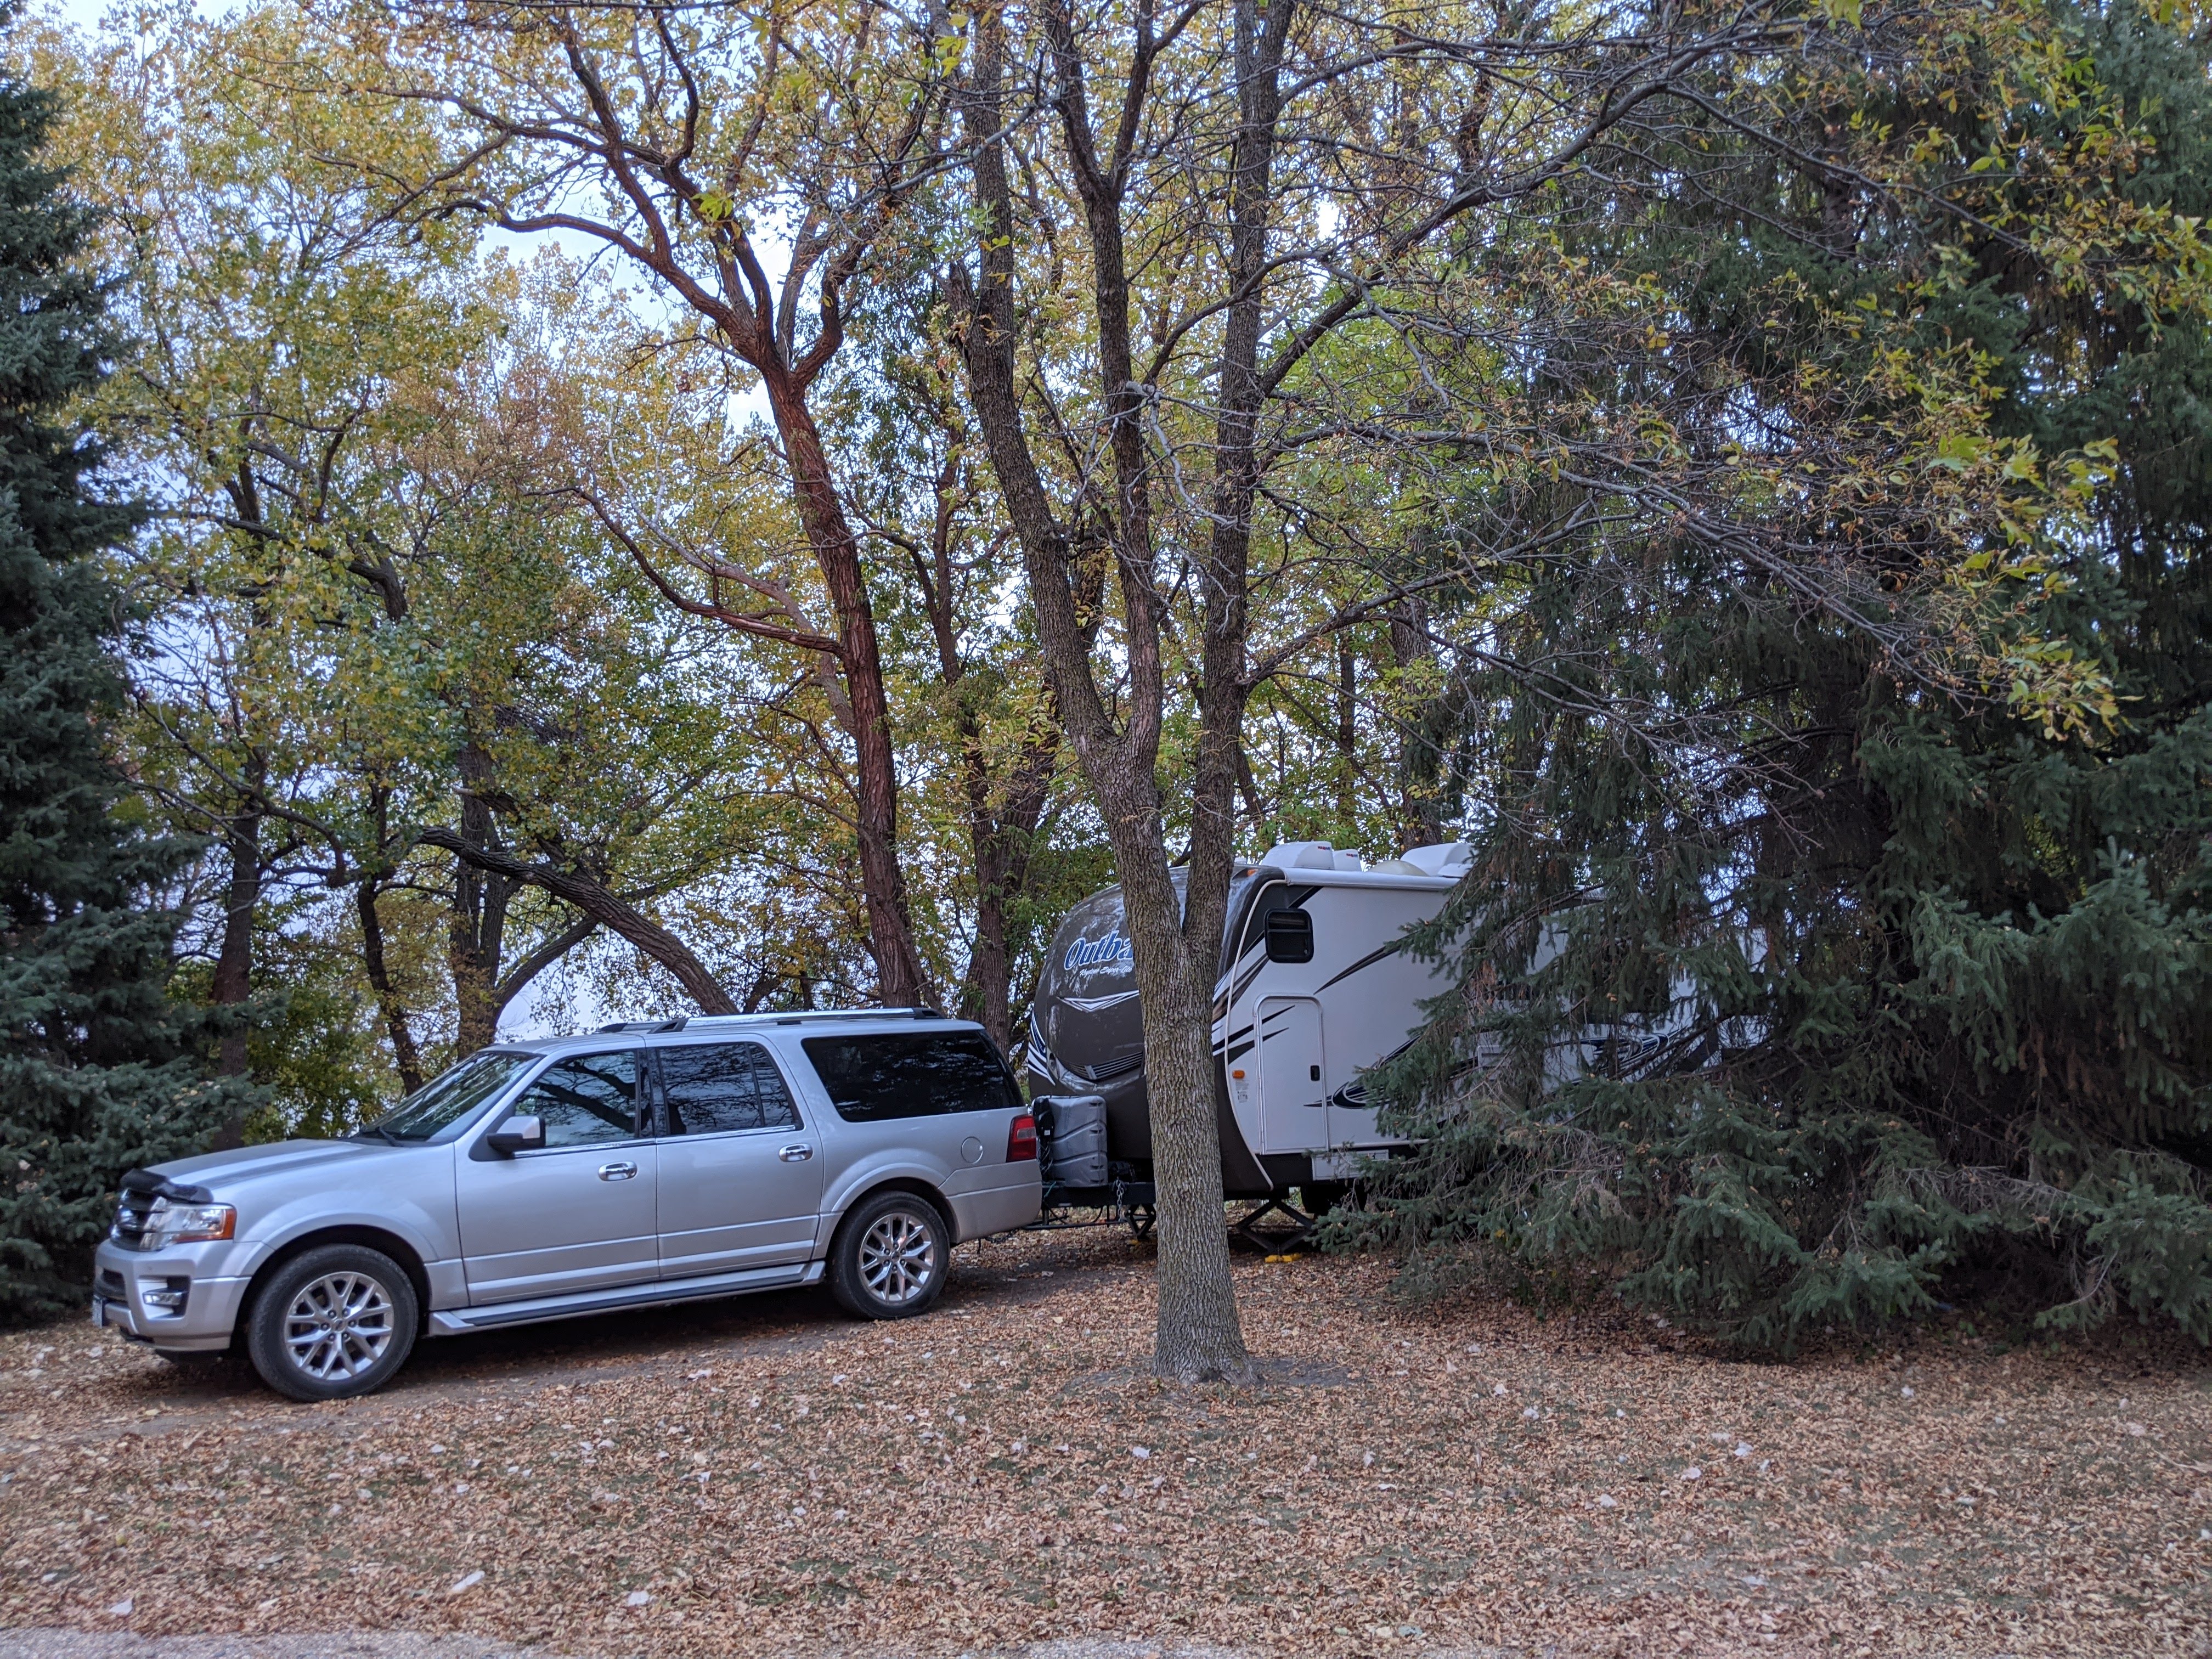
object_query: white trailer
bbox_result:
[1024,840,1472,1208]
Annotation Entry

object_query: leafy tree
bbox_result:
[1342,0,2212,1349]
[944,0,1923,1378]
[33,8,816,1113]
[0,19,244,1316]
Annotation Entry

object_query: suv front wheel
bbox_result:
[246,1243,419,1401]
[830,1192,949,1319]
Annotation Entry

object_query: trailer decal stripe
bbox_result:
[1314,940,1404,994]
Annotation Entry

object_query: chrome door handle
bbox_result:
[777,1144,814,1163]
[597,1161,639,1181]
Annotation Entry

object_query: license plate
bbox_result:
[90,1296,109,1328]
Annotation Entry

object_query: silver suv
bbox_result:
[90,1012,1042,1400]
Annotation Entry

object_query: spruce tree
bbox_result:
[0,25,240,1319]
[1344,0,2212,1348]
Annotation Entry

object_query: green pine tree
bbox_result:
[1341,0,2212,1349]
[0,20,244,1321]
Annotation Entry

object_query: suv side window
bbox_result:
[658,1042,800,1135]
[800,1032,1021,1122]
[510,1051,642,1149]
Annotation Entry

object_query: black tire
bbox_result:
[828,1191,950,1320]
[1301,1182,1350,1217]
[245,1243,419,1402]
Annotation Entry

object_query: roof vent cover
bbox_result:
[1400,842,1474,876]
[1259,840,1363,871]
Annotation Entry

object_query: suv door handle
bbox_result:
[777,1144,814,1163]
[597,1161,639,1181]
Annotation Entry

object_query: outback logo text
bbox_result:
[1063,927,1134,971]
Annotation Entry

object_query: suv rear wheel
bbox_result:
[246,1243,419,1401]
[830,1192,949,1319]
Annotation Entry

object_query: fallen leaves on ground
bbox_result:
[3,1228,2209,1658]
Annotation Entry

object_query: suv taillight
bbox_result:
[1007,1112,1038,1161]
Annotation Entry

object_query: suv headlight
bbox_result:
[142,1198,236,1248]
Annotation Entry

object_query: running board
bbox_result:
[427,1260,825,1335]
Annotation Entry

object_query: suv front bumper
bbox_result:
[91,1238,255,1353]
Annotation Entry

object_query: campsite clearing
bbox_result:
[2,1229,2207,1657]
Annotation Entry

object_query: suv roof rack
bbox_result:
[592,1008,952,1034]
[699,1007,946,1025]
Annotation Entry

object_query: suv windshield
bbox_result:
[361,1051,534,1142]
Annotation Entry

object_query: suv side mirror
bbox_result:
[484,1114,545,1156]
[1263,908,1314,963]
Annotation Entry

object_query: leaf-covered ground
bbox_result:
[2,1228,2207,1657]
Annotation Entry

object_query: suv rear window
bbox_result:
[801,1032,1021,1122]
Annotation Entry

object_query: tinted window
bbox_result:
[659,1042,800,1134]
[1264,908,1314,963]
[802,1032,1021,1122]
[511,1052,641,1148]
[1239,883,1316,960]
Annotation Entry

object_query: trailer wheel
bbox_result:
[1301,1182,1350,1216]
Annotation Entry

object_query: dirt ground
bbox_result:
[2,1226,2208,1658]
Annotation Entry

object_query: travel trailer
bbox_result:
[1024,840,1473,1215]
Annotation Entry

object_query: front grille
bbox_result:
[111,1175,166,1248]
[112,1201,150,1247]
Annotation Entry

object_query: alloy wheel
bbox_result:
[857,1211,936,1305]
[281,1270,396,1381]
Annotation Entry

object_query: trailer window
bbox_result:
[801,1032,1023,1121]
[1264,908,1314,962]
[1239,883,1316,961]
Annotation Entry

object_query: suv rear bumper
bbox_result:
[90,1239,252,1352]
[948,1176,1042,1241]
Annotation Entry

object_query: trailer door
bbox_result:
[1256,996,1326,1154]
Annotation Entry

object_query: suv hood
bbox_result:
[149,1138,412,1194]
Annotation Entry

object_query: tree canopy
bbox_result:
[5,0,2205,1351]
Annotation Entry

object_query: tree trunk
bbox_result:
[488,915,597,1034]
[417,827,740,1015]
[951,3,1260,1380]
[964,833,1016,1054]
[759,368,930,1009]
[1142,0,1298,1380]
[909,445,1059,1058]
[1388,600,1451,847]
[1336,634,1359,834]
[206,778,263,1149]
[210,805,260,1076]
[475,12,938,1014]
[963,737,1059,1056]
[447,746,514,1053]
[1115,811,1251,1381]
[358,881,426,1096]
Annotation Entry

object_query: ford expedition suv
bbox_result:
[91,1012,1042,1400]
